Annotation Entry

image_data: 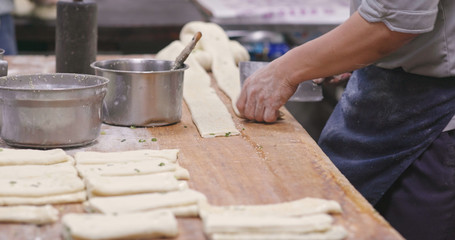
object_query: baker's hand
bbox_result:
[236,61,297,123]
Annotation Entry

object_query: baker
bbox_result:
[0,0,58,55]
[236,1,455,239]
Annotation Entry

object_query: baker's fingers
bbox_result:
[312,78,325,85]
[236,91,247,117]
[243,94,257,120]
[264,107,280,123]
[254,104,266,122]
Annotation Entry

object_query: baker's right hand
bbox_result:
[236,61,298,123]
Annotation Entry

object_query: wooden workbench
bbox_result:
[0,55,403,240]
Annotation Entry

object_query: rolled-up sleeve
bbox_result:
[357,0,440,33]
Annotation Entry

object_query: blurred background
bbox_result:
[12,0,349,141]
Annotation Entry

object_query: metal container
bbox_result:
[0,49,7,77]
[91,59,188,127]
[0,73,109,148]
[0,49,7,130]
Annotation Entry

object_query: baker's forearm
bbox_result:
[275,11,417,86]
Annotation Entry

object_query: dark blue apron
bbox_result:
[318,65,455,205]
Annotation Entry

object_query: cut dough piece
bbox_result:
[204,213,333,235]
[85,189,206,216]
[166,204,200,217]
[62,210,178,240]
[85,172,181,197]
[0,174,85,197]
[156,40,240,138]
[199,198,342,219]
[76,159,189,180]
[0,164,78,179]
[210,225,348,240]
[75,149,179,165]
[174,165,190,180]
[0,148,69,166]
[0,205,58,224]
[0,191,86,206]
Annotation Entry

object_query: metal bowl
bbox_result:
[0,73,109,148]
[90,59,188,127]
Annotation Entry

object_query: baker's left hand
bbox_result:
[236,61,297,123]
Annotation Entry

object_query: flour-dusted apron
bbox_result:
[318,65,455,205]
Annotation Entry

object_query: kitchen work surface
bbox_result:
[0,55,403,240]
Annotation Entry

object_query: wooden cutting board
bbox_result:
[0,55,403,240]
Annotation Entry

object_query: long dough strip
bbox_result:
[156,41,240,138]
[0,191,86,206]
[0,148,69,166]
[84,172,181,197]
[204,213,334,235]
[0,205,59,224]
[74,149,179,165]
[180,21,244,116]
[62,210,178,240]
[84,189,206,215]
[199,197,342,219]
[210,225,348,240]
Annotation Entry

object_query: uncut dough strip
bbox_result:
[0,191,86,206]
[85,172,182,197]
[0,174,85,197]
[210,226,348,240]
[0,205,58,224]
[157,41,240,138]
[76,159,190,180]
[75,149,179,165]
[62,210,178,240]
[204,213,333,235]
[180,21,245,116]
[0,148,70,165]
[199,197,342,219]
[85,189,206,216]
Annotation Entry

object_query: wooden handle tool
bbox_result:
[171,32,202,70]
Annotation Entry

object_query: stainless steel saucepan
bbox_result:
[91,59,188,127]
[0,73,109,148]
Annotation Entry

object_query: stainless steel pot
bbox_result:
[0,49,7,130]
[91,59,188,127]
[0,49,7,77]
[0,73,109,148]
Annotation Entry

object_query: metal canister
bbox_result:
[56,0,97,74]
